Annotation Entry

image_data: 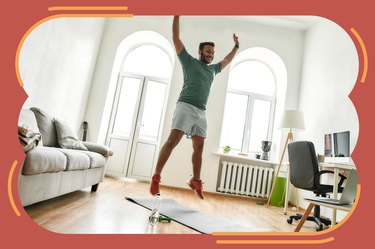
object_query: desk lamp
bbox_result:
[266,110,305,208]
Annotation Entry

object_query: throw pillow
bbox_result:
[54,119,88,151]
[30,107,58,147]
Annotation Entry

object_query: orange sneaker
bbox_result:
[150,174,161,195]
[187,178,204,199]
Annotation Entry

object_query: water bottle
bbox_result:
[149,193,161,226]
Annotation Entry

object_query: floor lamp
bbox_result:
[266,110,305,208]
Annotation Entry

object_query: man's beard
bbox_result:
[200,55,211,64]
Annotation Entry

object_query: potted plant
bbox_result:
[223,145,231,154]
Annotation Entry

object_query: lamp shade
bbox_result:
[279,110,305,131]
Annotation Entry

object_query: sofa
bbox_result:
[18,107,113,206]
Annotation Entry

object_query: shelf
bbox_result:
[214,151,279,165]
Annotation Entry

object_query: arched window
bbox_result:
[220,47,286,158]
[122,44,172,78]
[113,43,173,139]
[100,31,175,180]
[99,31,175,144]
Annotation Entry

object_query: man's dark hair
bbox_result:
[199,42,215,51]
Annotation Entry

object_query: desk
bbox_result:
[294,198,353,232]
[284,162,355,225]
[319,162,356,225]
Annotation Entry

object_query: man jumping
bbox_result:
[150,16,239,199]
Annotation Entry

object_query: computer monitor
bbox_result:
[324,131,350,162]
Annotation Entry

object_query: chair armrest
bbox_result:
[82,142,114,157]
[318,170,347,188]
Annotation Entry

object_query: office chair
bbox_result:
[286,141,346,231]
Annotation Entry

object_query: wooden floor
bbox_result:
[24,177,318,234]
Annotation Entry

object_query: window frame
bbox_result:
[121,42,174,78]
[221,59,277,155]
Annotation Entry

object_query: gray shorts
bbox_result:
[171,102,207,138]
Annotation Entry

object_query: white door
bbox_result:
[105,75,168,180]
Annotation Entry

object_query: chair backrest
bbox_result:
[288,141,319,191]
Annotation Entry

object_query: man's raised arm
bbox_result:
[172,16,184,54]
[220,33,240,70]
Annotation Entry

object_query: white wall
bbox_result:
[297,18,359,153]
[19,18,106,133]
[294,18,359,219]
[85,16,305,192]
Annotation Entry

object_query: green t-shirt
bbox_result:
[177,48,222,110]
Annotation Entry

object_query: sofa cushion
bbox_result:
[30,107,59,147]
[80,151,107,169]
[54,119,88,151]
[23,147,67,175]
[56,148,90,170]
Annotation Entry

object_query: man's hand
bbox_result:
[233,33,239,48]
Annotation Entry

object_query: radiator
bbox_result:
[217,161,275,198]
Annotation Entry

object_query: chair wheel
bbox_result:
[287,218,293,224]
[316,224,323,231]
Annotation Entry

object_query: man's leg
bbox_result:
[187,135,205,199]
[150,129,184,195]
[191,135,205,180]
[155,129,184,174]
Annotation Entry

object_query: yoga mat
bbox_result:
[125,196,272,234]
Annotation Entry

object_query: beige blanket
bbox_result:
[18,124,41,152]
